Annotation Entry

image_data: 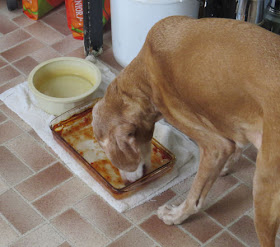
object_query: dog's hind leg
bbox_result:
[220,146,242,176]
[158,134,235,225]
[253,128,280,247]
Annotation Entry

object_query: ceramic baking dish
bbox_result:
[49,99,176,199]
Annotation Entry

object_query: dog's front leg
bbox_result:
[158,136,235,225]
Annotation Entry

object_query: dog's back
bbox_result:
[134,16,280,148]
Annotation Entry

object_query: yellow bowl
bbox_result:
[28,57,101,116]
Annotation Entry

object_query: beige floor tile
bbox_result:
[205,175,239,205]
[10,224,64,247]
[0,75,26,94]
[103,30,112,47]
[0,216,19,247]
[108,227,154,247]
[124,190,176,223]
[243,145,258,162]
[172,174,239,207]
[30,46,61,63]
[12,14,35,27]
[206,184,253,226]
[141,215,199,247]
[230,216,280,247]
[13,56,39,76]
[51,35,84,55]
[1,38,44,62]
[0,65,21,84]
[15,162,72,201]
[205,232,245,247]
[33,177,91,218]
[41,12,71,36]
[0,146,32,186]
[182,212,223,243]
[0,104,32,131]
[0,0,6,10]
[231,156,255,187]
[171,175,194,195]
[98,48,124,72]
[51,209,109,247]
[0,29,30,53]
[0,110,7,123]
[24,22,65,45]
[0,57,7,68]
[0,13,18,34]
[0,177,9,194]
[66,46,86,59]
[6,133,56,171]
[58,242,72,247]
[0,190,44,234]
[229,216,260,247]
[27,130,60,159]
[75,193,131,238]
[0,7,22,19]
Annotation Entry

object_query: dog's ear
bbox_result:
[116,123,139,155]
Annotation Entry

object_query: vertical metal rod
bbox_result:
[83,0,103,56]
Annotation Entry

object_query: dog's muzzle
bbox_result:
[119,163,146,183]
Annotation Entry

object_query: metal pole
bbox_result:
[83,0,103,56]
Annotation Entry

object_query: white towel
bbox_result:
[0,59,199,212]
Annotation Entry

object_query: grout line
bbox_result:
[25,130,60,161]
[177,224,203,245]
[0,100,60,167]
[241,153,257,165]
[202,207,253,247]
[3,188,61,244]
[225,208,253,229]
[200,229,227,246]
[72,194,139,244]
[134,224,162,247]
[0,104,32,132]
[63,207,112,245]
[0,74,25,89]
[2,138,37,173]
[37,18,67,40]
[231,172,254,188]
[129,193,182,226]
[225,229,251,247]
[28,176,74,204]
[39,183,93,221]
[0,212,22,237]
[0,35,33,57]
[0,118,9,125]
[195,181,241,212]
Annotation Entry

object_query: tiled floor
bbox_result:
[0,4,279,247]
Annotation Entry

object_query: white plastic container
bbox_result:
[28,57,101,116]
[111,0,200,67]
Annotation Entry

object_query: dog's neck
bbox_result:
[105,62,162,130]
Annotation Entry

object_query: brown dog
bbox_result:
[92,16,280,246]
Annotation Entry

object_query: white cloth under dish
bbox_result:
[0,59,199,212]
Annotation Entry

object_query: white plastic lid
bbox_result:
[129,0,200,4]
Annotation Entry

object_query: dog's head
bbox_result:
[92,84,158,183]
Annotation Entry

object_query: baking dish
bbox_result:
[49,98,176,199]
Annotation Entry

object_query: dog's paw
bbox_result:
[157,204,186,225]
[220,167,231,176]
